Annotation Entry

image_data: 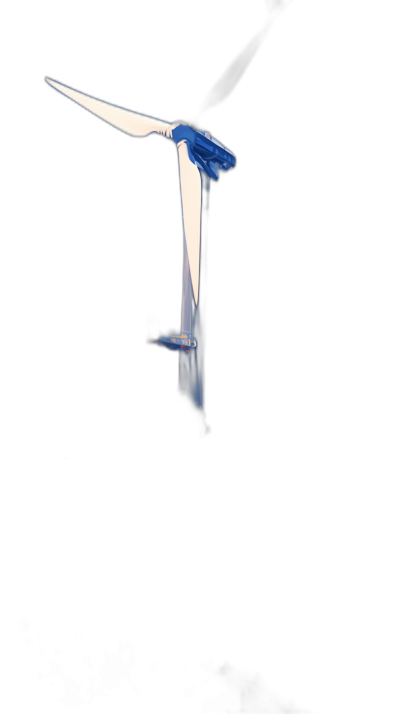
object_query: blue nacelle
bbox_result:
[171,124,236,181]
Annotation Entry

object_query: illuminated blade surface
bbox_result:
[45,77,171,137]
[177,142,202,306]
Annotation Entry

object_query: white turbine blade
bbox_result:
[177,142,202,306]
[45,77,171,137]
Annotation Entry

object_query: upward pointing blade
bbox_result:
[177,141,202,306]
[45,77,171,137]
[188,0,293,130]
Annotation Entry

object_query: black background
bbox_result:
[12,5,352,711]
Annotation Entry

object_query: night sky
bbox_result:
[13,0,351,714]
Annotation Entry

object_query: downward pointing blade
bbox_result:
[45,77,171,137]
[177,141,202,306]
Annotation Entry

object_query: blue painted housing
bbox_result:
[171,124,236,180]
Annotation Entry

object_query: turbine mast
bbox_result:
[178,173,211,420]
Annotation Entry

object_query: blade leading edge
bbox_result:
[45,77,171,137]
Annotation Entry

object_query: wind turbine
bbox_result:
[45,0,292,432]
